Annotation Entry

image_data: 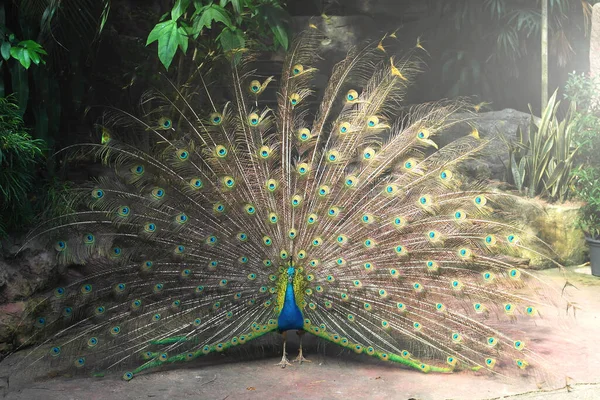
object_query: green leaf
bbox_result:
[147,20,174,45]
[10,46,31,69]
[511,154,523,191]
[99,2,111,34]
[172,0,191,21]
[194,4,233,33]
[221,0,242,14]
[1,42,10,61]
[219,27,245,52]
[259,4,289,49]
[147,20,187,70]
[270,21,288,49]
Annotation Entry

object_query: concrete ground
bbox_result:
[0,265,598,400]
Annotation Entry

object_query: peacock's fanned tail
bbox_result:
[15,27,565,383]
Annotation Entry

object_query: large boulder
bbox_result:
[523,200,587,268]
[0,239,63,352]
[438,108,532,181]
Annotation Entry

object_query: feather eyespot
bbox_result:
[222,176,235,189]
[248,113,260,126]
[338,122,350,134]
[55,240,67,252]
[326,150,340,162]
[158,117,172,129]
[297,162,310,176]
[117,206,131,217]
[215,145,228,158]
[244,204,256,215]
[440,169,453,181]
[176,149,189,161]
[258,145,272,159]
[344,175,358,188]
[210,112,223,125]
[213,202,226,214]
[417,129,430,139]
[346,89,358,102]
[484,234,497,246]
[336,235,348,245]
[292,64,304,75]
[250,80,262,93]
[174,213,188,225]
[404,158,417,170]
[266,178,279,192]
[366,116,379,127]
[291,195,303,207]
[363,147,375,160]
[189,178,203,189]
[131,165,144,175]
[290,93,301,106]
[474,195,487,207]
[318,185,330,197]
[297,128,311,142]
[384,184,399,196]
[328,206,341,217]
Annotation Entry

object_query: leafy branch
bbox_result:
[147,0,290,70]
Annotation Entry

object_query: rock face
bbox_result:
[0,241,62,352]
[438,109,533,181]
[524,201,587,268]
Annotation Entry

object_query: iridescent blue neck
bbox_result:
[277,273,304,332]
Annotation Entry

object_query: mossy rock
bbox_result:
[520,199,587,268]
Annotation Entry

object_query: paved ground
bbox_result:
[0,265,598,400]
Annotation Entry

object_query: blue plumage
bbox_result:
[277,272,304,332]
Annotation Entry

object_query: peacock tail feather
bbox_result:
[13,27,565,384]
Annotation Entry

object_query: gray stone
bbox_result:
[438,108,532,181]
[0,244,60,350]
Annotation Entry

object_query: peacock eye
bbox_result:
[210,112,223,125]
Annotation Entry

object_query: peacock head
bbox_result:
[286,259,296,281]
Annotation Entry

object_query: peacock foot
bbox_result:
[275,353,293,368]
[293,349,311,364]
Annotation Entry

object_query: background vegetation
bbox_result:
[1,0,598,240]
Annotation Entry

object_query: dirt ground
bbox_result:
[0,265,598,400]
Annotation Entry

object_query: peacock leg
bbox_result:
[275,331,292,368]
[293,330,311,364]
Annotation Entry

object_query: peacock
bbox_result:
[10,26,566,386]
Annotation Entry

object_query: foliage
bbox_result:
[501,90,579,202]
[573,167,600,239]
[147,0,290,70]
[434,0,594,105]
[564,72,600,238]
[1,0,110,147]
[563,71,600,166]
[2,38,47,70]
[0,97,46,238]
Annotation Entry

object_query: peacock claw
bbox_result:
[293,352,311,364]
[276,354,293,368]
